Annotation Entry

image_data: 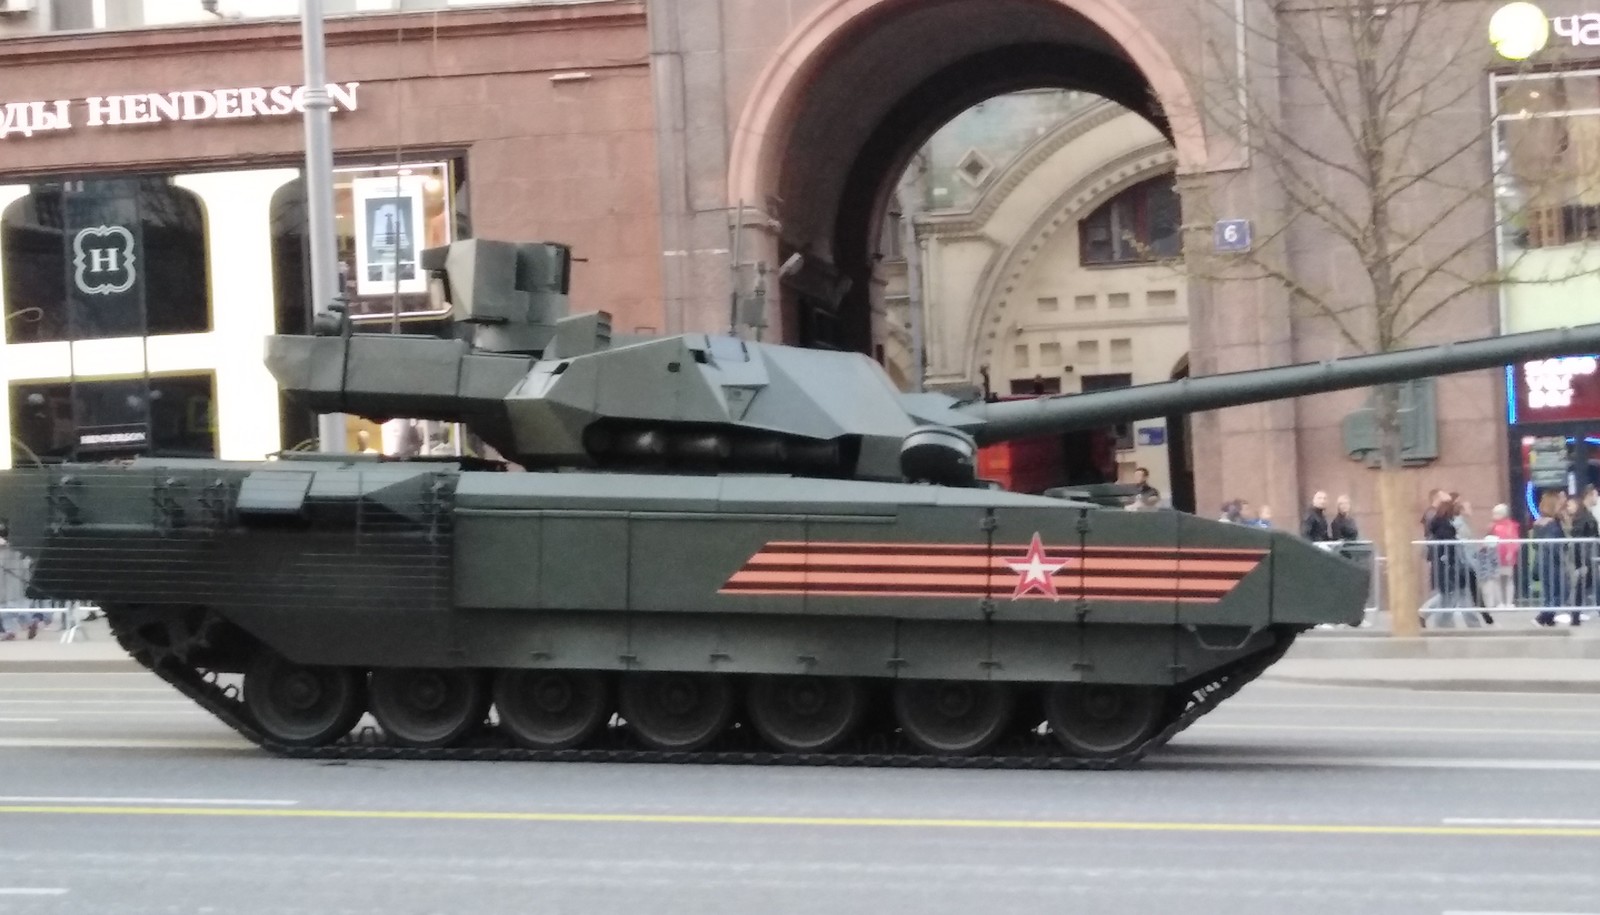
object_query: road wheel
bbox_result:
[892,679,1013,756]
[747,675,865,753]
[493,669,610,750]
[369,668,489,749]
[619,672,734,752]
[243,651,365,748]
[1045,683,1165,759]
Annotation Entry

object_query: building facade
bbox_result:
[0,0,658,469]
[7,0,1600,534]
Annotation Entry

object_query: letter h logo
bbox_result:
[71,225,138,296]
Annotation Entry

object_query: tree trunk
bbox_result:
[1374,383,1420,636]
[1379,466,1420,636]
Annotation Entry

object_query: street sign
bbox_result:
[1136,426,1165,446]
[1213,219,1252,253]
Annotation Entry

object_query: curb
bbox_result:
[1262,674,1600,694]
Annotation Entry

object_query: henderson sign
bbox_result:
[0,82,360,140]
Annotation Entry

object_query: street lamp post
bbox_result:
[300,0,346,453]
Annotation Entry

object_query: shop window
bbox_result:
[9,373,216,464]
[3,178,210,344]
[270,159,468,336]
[271,159,468,452]
[1079,174,1182,266]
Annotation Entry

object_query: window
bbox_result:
[10,373,216,463]
[1009,376,1061,395]
[1495,72,1600,251]
[1079,174,1182,266]
[1074,294,1096,311]
[1039,341,1062,366]
[1081,372,1135,450]
[1148,289,1177,307]
[1110,338,1133,363]
[3,177,210,344]
[1013,343,1030,368]
[1108,292,1130,309]
[1076,339,1100,364]
[1037,296,1059,311]
[271,159,467,335]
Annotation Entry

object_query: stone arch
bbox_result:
[726,0,1208,216]
[963,142,1177,379]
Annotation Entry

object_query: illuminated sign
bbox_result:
[1491,2,1552,58]
[0,82,360,140]
[1515,355,1600,421]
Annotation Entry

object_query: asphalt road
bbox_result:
[3,671,1600,915]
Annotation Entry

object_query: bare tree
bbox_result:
[1168,0,1597,634]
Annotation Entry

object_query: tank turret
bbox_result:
[267,237,1600,486]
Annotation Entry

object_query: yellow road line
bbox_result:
[3,805,1600,837]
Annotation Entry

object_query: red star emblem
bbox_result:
[1002,532,1067,600]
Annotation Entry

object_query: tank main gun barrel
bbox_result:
[958,323,1600,445]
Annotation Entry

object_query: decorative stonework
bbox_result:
[917,100,1128,238]
[964,142,1177,376]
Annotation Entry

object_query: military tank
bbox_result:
[1,238,1594,769]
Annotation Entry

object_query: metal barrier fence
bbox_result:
[0,543,96,643]
[1409,536,1596,627]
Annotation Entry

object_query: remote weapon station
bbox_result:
[2,239,1595,768]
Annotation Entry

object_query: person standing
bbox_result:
[1427,498,1466,612]
[1330,495,1359,541]
[1453,497,1491,622]
[1486,503,1521,609]
[1533,491,1569,626]
[1301,491,1332,542]
[1573,486,1600,616]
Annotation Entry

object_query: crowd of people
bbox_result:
[1421,487,1595,626]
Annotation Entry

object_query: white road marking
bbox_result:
[1161,754,1600,772]
[0,718,57,723]
[0,795,296,806]
[1197,723,1600,737]
[0,699,189,705]
[1233,702,1600,715]
[0,687,169,693]
[1443,818,1600,827]
[0,710,205,717]
[1443,911,1600,915]
[0,737,250,750]
[0,889,69,896]
[0,672,148,676]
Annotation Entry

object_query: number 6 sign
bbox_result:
[1213,219,1252,254]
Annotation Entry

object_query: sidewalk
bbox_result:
[1262,657,1600,693]
[2,616,1596,692]
[0,616,136,672]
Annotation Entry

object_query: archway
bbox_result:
[727,0,1206,350]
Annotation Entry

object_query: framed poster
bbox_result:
[352,174,427,297]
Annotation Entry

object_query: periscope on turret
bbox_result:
[3,238,1595,766]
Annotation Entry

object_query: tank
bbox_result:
[1,237,1595,769]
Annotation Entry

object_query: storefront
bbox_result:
[1506,355,1600,517]
[1493,44,1600,518]
[0,1,658,469]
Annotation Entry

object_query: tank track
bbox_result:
[110,621,1298,770]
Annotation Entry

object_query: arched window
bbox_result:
[1079,174,1181,266]
[2,177,209,344]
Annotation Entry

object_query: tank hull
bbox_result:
[0,458,1367,765]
